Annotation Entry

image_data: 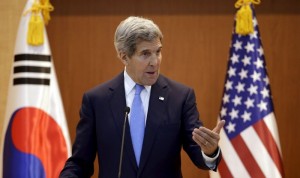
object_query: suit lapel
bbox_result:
[109,73,138,171]
[138,75,168,175]
[109,73,126,136]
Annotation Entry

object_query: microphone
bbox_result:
[118,106,130,178]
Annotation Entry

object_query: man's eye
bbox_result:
[156,50,161,55]
[142,52,150,56]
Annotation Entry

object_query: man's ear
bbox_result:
[119,52,128,66]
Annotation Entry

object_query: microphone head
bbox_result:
[124,106,130,114]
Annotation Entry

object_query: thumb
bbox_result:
[212,120,225,134]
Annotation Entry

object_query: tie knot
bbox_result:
[135,84,144,95]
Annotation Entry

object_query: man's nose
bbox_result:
[149,54,159,66]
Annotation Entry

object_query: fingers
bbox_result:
[193,120,225,141]
[193,127,219,143]
[192,129,209,146]
[192,120,225,155]
[192,128,218,155]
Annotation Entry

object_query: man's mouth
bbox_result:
[146,72,155,75]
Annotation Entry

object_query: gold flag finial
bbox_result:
[24,0,54,46]
[235,0,260,35]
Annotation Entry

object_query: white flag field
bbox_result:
[0,0,71,177]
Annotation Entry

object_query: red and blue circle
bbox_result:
[3,107,68,178]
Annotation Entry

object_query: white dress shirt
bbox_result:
[124,70,151,124]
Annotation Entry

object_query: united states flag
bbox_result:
[210,6,284,178]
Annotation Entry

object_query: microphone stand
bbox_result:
[118,107,130,178]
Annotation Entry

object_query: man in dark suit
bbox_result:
[60,16,225,178]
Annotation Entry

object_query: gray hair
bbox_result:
[114,16,163,58]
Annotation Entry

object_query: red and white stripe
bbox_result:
[210,113,284,178]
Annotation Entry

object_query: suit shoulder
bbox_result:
[159,74,192,91]
[85,73,123,97]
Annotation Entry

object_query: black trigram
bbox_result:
[13,54,51,85]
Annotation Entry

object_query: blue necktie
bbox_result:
[130,84,145,165]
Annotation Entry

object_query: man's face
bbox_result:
[123,38,162,86]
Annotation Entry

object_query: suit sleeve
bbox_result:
[60,93,97,177]
[181,88,222,171]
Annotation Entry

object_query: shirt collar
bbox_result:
[124,70,151,96]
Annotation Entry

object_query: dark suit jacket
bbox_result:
[60,72,221,178]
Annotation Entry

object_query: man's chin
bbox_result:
[143,77,159,86]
